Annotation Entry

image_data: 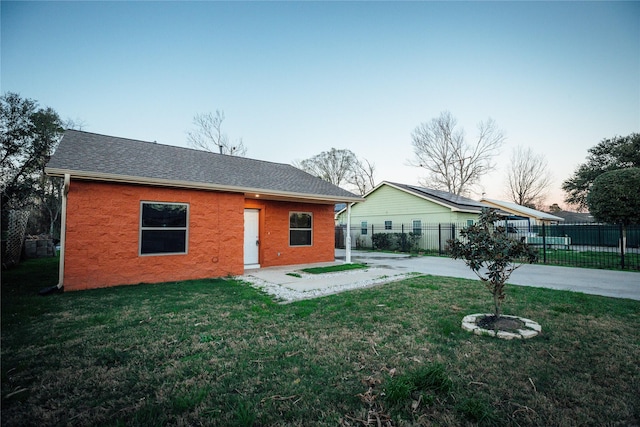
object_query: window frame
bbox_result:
[289,211,313,247]
[412,219,422,236]
[384,220,392,230]
[139,201,189,256]
[361,221,368,235]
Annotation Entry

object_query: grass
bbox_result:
[300,263,368,274]
[2,257,640,426]
[541,249,640,271]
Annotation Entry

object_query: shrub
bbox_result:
[448,208,537,318]
[372,232,421,252]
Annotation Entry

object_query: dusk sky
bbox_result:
[2,1,638,207]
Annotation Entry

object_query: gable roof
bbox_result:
[480,198,564,222]
[382,182,491,213]
[45,130,362,203]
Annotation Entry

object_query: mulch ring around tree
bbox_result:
[462,313,542,340]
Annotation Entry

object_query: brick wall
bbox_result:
[64,181,245,290]
[245,199,335,267]
[63,181,338,291]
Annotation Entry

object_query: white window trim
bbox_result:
[289,211,313,247]
[139,201,189,256]
[412,219,422,235]
[361,221,368,235]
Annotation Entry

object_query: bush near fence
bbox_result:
[336,222,640,271]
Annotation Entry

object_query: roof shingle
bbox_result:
[46,130,362,202]
[385,182,490,213]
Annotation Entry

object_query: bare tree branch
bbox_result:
[186,110,247,156]
[505,146,553,209]
[410,111,504,195]
[347,157,376,196]
[294,148,376,195]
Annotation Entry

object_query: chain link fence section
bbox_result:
[4,210,30,267]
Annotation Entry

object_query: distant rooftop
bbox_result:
[481,198,564,222]
[385,182,491,213]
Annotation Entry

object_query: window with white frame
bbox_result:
[467,219,474,226]
[140,202,188,255]
[361,221,368,235]
[412,219,422,236]
[384,220,392,230]
[290,212,312,246]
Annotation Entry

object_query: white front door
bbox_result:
[244,209,260,268]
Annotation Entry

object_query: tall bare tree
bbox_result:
[348,157,376,196]
[504,146,553,209]
[187,110,247,156]
[410,111,505,195]
[294,148,376,195]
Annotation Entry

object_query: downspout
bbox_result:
[56,174,70,290]
[345,203,352,264]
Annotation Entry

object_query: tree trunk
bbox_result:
[493,291,501,319]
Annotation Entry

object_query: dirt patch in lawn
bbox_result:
[477,315,525,332]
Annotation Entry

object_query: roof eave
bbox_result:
[45,167,364,204]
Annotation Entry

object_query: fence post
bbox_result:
[371,224,375,250]
[438,223,442,254]
[451,223,456,252]
[542,223,547,264]
[620,223,625,270]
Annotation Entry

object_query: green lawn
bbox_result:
[2,257,639,426]
[301,263,368,274]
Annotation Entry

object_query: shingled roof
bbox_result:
[45,130,362,203]
[384,182,491,213]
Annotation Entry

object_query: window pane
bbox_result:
[412,220,422,236]
[290,230,312,246]
[290,213,312,229]
[385,221,392,230]
[141,230,186,254]
[142,204,187,227]
[361,221,368,235]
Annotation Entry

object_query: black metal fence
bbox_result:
[335,222,640,271]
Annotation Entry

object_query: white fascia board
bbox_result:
[45,168,364,204]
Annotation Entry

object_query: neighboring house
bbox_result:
[336,181,495,250]
[45,130,362,291]
[552,210,595,223]
[480,198,564,229]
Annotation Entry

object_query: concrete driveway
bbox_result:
[337,249,640,301]
[242,249,639,302]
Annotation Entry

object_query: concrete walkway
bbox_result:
[241,250,639,302]
[338,249,640,301]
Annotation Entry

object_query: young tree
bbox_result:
[410,111,505,196]
[448,208,538,319]
[504,146,553,209]
[587,168,640,255]
[562,133,640,211]
[294,148,376,195]
[187,110,247,156]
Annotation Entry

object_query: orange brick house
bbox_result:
[45,130,362,291]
